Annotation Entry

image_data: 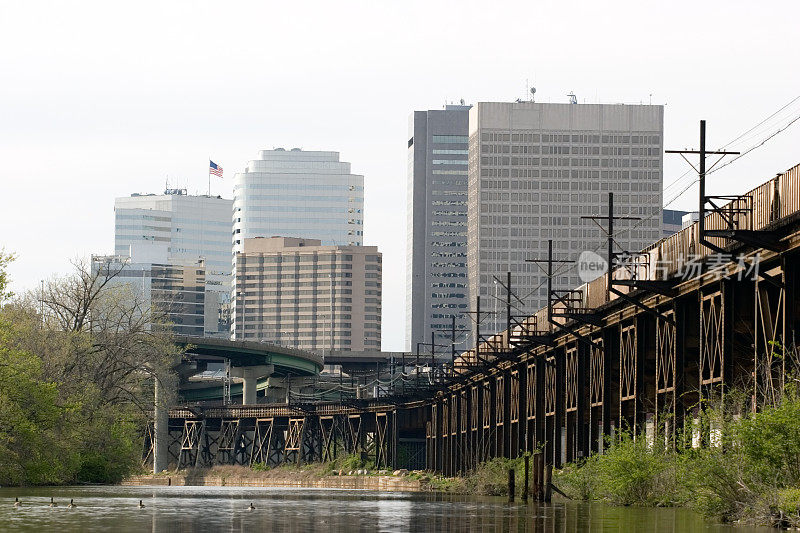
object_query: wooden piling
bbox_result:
[508,468,515,503]
[543,464,552,502]
[522,455,530,503]
[532,452,543,501]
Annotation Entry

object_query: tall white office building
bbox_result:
[232,148,364,253]
[468,101,664,323]
[114,189,233,337]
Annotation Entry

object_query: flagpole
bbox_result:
[208,156,211,196]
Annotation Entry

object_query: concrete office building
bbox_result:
[467,101,664,322]
[232,237,381,351]
[406,104,472,353]
[114,189,233,337]
[232,149,364,252]
[92,247,206,337]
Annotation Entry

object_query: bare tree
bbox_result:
[23,256,182,412]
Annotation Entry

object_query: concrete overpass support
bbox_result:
[231,365,274,405]
[153,377,169,474]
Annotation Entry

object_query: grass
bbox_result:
[419,457,529,496]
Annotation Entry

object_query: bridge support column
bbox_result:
[153,377,169,473]
[231,365,274,405]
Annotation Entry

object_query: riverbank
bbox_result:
[121,457,535,497]
[552,391,800,530]
[123,465,424,492]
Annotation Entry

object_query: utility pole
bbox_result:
[666,120,739,254]
[526,240,573,329]
[580,192,640,302]
[463,295,499,365]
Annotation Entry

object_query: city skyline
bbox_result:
[2,1,800,353]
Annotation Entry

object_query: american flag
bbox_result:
[209,160,223,177]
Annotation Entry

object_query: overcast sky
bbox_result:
[1,0,799,351]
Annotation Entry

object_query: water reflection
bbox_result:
[0,486,771,532]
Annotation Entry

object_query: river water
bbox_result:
[0,485,772,532]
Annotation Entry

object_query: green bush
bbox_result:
[556,432,681,506]
[556,390,800,526]
[556,455,601,501]
[736,391,800,485]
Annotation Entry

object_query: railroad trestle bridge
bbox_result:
[157,161,800,475]
[145,402,428,471]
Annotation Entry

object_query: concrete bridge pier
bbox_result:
[153,377,169,474]
[231,365,274,404]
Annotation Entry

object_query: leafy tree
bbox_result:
[0,252,180,485]
[0,250,15,303]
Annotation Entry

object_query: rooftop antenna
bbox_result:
[567,92,578,104]
[530,86,536,103]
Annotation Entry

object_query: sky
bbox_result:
[1,0,799,351]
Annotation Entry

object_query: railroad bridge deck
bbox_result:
[158,162,800,475]
[427,162,800,474]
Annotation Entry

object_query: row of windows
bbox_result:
[240,297,355,304]
[481,167,659,181]
[431,221,465,228]
[432,210,466,217]
[431,292,466,299]
[431,179,466,186]
[238,272,355,279]
[432,135,468,144]
[431,191,467,198]
[430,241,463,248]
[240,206,356,216]
[236,292,354,301]
[432,170,468,175]
[430,252,466,258]
[244,194,358,203]
[118,234,170,242]
[234,283,353,292]
[239,264,352,272]
[478,174,660,191]
[432,159,468,165]
[239,307,355,314]
[430,262,466,268]
[431,200,466,207]
[430,313,469,320]
[481,156,659,168]
[172,217,231,227]
[431,231,466,237]
[432,149,468,155]
[116,224,169,232]
[115,214,172,222]
[241,325,355,333]
[239,254,360,263]
[239,183,364,191]
[480,132,660,144]
[482,145,662,157]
